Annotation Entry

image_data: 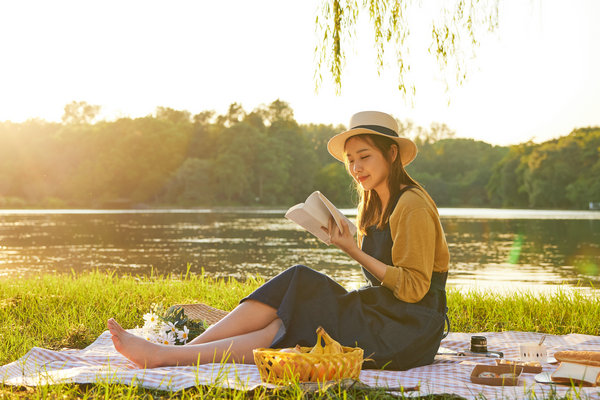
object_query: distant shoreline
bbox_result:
[1,206,599,220]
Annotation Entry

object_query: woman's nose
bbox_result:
[352,161,362,173]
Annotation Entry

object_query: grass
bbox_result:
[0,270,599,399]
[447,288,600,335]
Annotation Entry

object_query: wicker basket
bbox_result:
[253,345,364,384]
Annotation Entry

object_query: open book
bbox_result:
[285,191,357,245]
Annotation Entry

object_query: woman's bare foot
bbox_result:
[107,318,167,368]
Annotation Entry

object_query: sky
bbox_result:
[0,0,599,146]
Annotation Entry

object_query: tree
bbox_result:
[314,0,500,97]
[213,121,263,203]
[565,128,600,208]
[303,123,342,166]
[268,119,319,204]
[160,158,216,205]
[193,110,215,125]
[413,122,455,145]
[62,101,100,124]
[265,99,295,124]
[155,107,192,124]
[486,143,532,208]
[63,116,192,206]
[187,117,219,160]
[254,134,291,205]
[216,103,246,127]
[524,139,581,209]
[4,99,598,210]
[409,137,506,207]
[315,162,355,207]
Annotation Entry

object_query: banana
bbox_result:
[309,335,325,354]
[315,326,344,355]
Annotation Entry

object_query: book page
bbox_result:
[285,199,332,244]
[316,192,357,237]
[303,191,334,227]
[285,191,356,245]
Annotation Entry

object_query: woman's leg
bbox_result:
[193,265,328,346]
[107,317,282,368]
[188,299,278,345]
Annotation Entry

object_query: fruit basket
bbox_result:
[253,327,364,383]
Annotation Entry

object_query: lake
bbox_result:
[1,208,599,293]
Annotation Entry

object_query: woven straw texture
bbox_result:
[177,303,229,325]
[254,346,364,384]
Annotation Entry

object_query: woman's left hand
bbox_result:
[322,216,358,255]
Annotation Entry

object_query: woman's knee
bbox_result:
[264,318,283,336]
[274,264,315,281]
[289,264,310,272]
[290,264,326,278]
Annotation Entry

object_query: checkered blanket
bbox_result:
[2,331,599,399]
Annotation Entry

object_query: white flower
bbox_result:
[156,321,169,334]
[143,312,160,327]
[138,304,195,346]
[159,331,176,346]
[164,321,177,334]
[144,333,158,342]
[177,325,190,344]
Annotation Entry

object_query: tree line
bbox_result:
[0,100,598,210]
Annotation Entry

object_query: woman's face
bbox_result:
[344,136,392,194]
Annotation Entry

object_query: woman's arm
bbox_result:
[385,207,436,302]
[324,206,438,303]
[324,217,389,281]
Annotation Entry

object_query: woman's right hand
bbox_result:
[323,216,388,282]
[322,216,359,256]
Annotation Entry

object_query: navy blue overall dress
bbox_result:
[243,187,448,370]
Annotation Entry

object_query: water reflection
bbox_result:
[443,218,600,287]
[0,209,599,292]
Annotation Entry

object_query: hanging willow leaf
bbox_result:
[314,0,501,99]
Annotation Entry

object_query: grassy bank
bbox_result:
[0,271,599,399]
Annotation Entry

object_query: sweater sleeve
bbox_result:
[381,207,436,303]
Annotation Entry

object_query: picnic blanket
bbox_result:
[2,330,599,399]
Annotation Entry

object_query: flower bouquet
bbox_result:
[137,303,208,345]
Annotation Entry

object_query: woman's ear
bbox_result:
[388,144,398,163]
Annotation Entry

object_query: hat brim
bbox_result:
[327,128,418,166]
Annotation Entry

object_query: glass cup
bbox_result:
[518,342,547,362]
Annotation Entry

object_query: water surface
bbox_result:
[0,208,598,292]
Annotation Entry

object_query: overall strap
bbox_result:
[393,185,417,204]
[360,186,415,286]
[429,271,448,291]
[429,271,450,338]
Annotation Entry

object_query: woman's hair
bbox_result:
[345,134,425,235]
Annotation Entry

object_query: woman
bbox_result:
[108,110,450,370]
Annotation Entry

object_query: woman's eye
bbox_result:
[360,155,370,160]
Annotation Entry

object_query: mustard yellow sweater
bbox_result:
[360,188,450,303]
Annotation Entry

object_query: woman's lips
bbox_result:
[358,175,369,182]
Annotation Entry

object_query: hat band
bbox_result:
[353,124,398,138]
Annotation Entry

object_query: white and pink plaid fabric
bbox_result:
[1,331,599,399]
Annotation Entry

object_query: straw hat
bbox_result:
[327,111,417,166]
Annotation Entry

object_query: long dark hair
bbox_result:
[345,134,426,235]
